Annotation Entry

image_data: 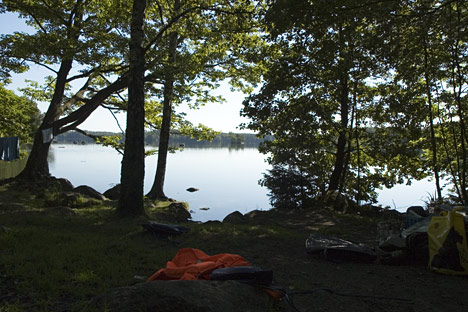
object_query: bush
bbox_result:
[261,165,321,209]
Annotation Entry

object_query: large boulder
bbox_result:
[223,211,245,224]
[74,185,106,200]
[322,190,349,213]
[55,178,74,192]
[86,280,270,312]
[103,184,121,200]
[153,202,191,222]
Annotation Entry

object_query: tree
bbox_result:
[380,0,468,204]
[1,0,131,180]
[117,0,147,217]
[146,0,180,200]
[0,84,41,143]
[243,0,402,206]
[145,0,264,200]
[1,0,262,183]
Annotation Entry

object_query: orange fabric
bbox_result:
[147,248,251,281]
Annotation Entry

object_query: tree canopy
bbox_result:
[3,0,468,211]
[242,0,468,208]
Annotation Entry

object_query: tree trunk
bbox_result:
[17,4,84,181]
[329,74,349,191]
[117,0,147,217]
[146,1,180,200]
[17,59,73,180]
[423,39,442,200]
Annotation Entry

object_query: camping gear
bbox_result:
[405,232,429,265]
[376,220,402,243]
[210,266,273,285]
[306,233,377,263]
[405,206,429,228]
[141,221,190,236]
[401,216,432,239]
[147,248,251,281]
[378,236,406,252]
[427,208,468,275]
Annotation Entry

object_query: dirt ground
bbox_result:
[227,207,468,312]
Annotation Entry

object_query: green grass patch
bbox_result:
[0,186,181,311]
[0,184,380,311]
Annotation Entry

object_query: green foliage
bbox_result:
[0,0,267,183]
[228,132,245,147]
[241,0,468,208]
[0,84,41,143]
[261,164,319,209]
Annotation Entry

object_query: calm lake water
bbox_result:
[49,144,441,221]
[49,144,271,221]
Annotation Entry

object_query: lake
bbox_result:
[49,144,441,221]
[49,144,271,221]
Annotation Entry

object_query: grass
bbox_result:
[0,182,383,312]
[0,184,181,311]
[0,183,303,311]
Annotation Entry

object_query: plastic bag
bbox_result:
[427,208,468,275]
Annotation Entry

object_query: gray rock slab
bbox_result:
[87,280,271,312]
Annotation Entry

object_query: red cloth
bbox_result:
[147,248,251,281]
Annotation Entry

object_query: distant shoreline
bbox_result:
[53,130,272,148]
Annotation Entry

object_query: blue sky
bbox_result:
[0,12,254,133]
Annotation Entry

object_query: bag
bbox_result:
[427,208,468,275]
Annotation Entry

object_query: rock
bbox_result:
[55,178,75,192]
[199,207,210,211]
[223,211,245,224]
[87,280,270,312]
[203,220,222,225]
[103,184,121,200]
[245,209,270,220]
[62,192,81,205]
[167,202,191,222]
[74,185,106,200]
[322,190,349,213]
[153,202,191,223]
[186,187,199,192]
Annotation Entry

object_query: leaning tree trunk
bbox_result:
[146,31,178,200]
[117,0,147,217]
[17,59,74,181]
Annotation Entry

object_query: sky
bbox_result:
[0,12,255,134]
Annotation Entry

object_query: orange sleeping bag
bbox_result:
[147,248,251,281]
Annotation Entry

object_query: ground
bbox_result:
[1,180,468,312]
[232,207,468,312]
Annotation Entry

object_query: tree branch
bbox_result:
[55,72,129,134]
